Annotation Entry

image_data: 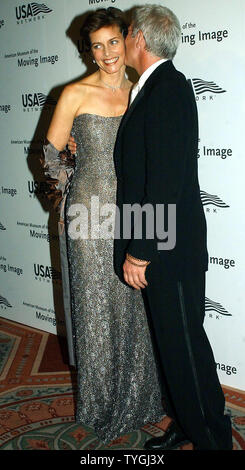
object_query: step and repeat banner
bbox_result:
[0,0,244,389]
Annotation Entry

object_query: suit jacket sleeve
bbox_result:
[126,79,196,261]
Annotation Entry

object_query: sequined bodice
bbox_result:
[67,113,122,205]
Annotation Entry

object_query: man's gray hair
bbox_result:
[131,4,181,59]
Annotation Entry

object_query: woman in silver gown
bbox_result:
[42,7,164,443]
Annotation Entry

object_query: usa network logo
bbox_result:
[28,180,50,198]
[205,297,232,320]
[0,221,6,230]
[200,190,230,214]
[188,78,226,101]
[15,3,52,24]
[34,263,61,284]
[22,92,56,112]
[0,295,12,309]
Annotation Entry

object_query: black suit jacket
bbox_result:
[113,60,208,281]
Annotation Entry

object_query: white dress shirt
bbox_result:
[129,58,169,105]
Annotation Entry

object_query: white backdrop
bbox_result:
[0,0,244,390]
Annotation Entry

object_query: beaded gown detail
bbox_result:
[44,113,164,443]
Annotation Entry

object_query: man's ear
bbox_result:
[136,30,146,49]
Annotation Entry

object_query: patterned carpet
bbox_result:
[0,317,244,450]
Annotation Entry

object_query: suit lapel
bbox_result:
[114,60,176,175]
[116,85,145,142]
[117,61,174,141]
[114,86,145,176]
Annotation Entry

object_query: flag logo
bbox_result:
[205,297,231,316]
[200,191,229,208]
[192,78,226,95]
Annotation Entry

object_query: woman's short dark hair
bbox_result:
[81,7,128,50]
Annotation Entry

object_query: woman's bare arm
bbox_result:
[46,84,80,150]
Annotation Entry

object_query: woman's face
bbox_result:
[90,24,126,74]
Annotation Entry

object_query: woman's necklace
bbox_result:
[100,78,126,93]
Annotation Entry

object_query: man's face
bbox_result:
[125,23,138,67]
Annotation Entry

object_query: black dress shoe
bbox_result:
[144,422,190,450]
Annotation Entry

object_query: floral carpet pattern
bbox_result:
[0,317,244,450]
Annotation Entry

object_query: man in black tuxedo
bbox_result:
[113,5,232,450]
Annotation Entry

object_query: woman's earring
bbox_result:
[92,59,96,64]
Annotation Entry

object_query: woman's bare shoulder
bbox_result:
[61,81,85,98]
[61,74,98,100]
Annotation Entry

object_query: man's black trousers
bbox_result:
[142,258,232,450]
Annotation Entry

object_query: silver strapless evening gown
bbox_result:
[44,113,165,444]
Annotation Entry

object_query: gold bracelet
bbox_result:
[127,258,150,267]
[126,253,149,264]
[126,253,151,267]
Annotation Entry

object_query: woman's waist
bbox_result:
[66,183,117,205]
[70,167,116,185]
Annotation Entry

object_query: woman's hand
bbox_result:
[67,135,77,155]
